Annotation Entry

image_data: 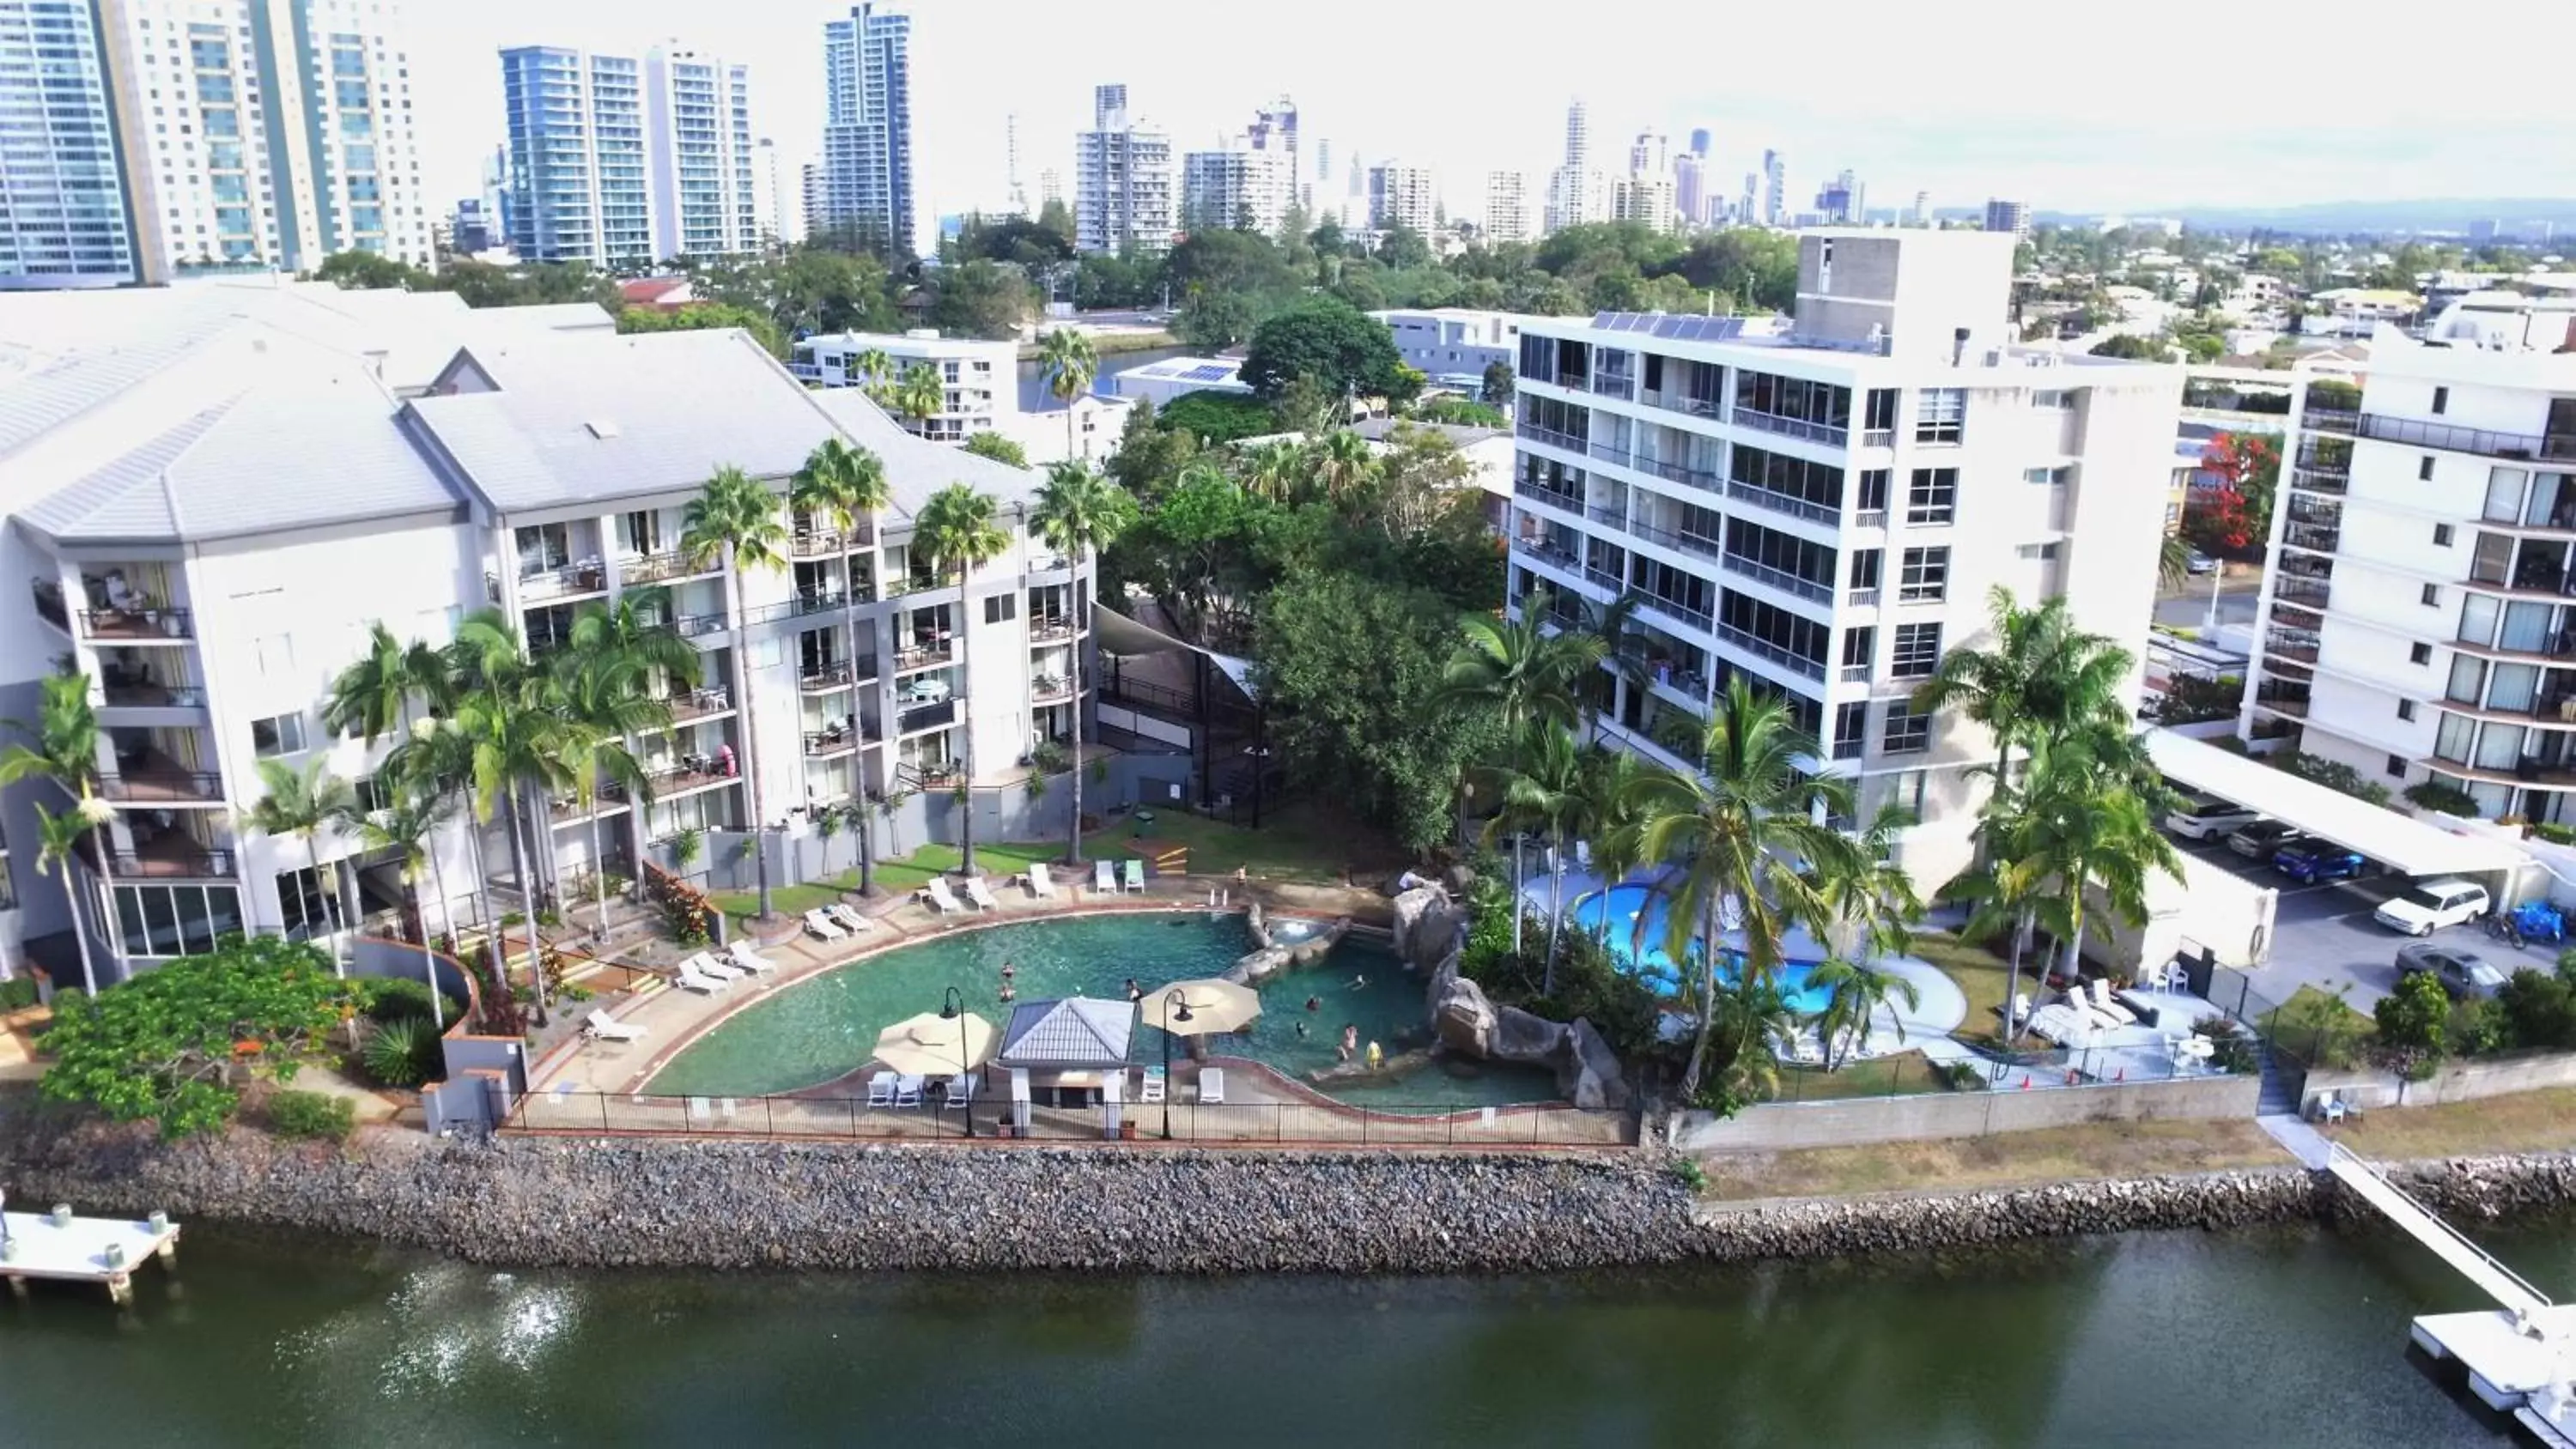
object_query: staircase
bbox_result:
[2256,1045,2305,1117]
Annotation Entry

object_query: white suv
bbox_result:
[2373,879,2492,937]
[2164,792,2262,840]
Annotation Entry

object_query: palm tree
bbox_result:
[2021,731,2185,997]
[851,347,893,391]
[1307,428,1379,506]
[1570,746,1648,954]
[323,622,448,743]
[1029,460,1139,870]
[565,588,696,906]
[28,801,106,996]
[1696,972,1800,1107]
[888,363,945,438]
[381,714,511,1019]
[912,482,1012,874]
[549,645,665,937]
[1238,439,1304,503]
[1626,676,1865,1112]
[340,789,459,1028]
[1806,956,1923,1070]
[1037,326,1098,459]
[680,465,791,920]
[2159,533,2194,591]
[246,757,358,972]
[1911,585,2132,825]
[2,670,123,980]
[448,610,573,1024]
[791,438,893,890]
[1574,591,1649,743]
[1434,588,1601,916]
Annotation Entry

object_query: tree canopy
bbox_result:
[1241,299,1414,403]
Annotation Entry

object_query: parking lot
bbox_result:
[2173,834,2564,1013]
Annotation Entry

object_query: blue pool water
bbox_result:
[1569,884,1831,1011]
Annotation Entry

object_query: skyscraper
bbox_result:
[1674,154,1706,230]
[1005,113,1026,215]
[1984,198,2030,237]
[1546,98,1603,233]
[1761,149,1787,227]
[1074,83,1173,253]
[100,0,433,279]
[1910,190,1931,227]
[1366,163,1436,235]
[819,2,914,255]
[1182,146,1290,234]
[1483,171,1534,244]
[1816,168,1863,225]
[1688,127,1711,156]
[501,47,652,267]
[644,47,758,262]
[1247,94,1298,194]
[753,138,807,249]
[0,0,137,288]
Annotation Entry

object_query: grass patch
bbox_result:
[709,879,858,926]
[1771,1051,1951,1102]
[1694,1118,2298,1201]
[1911,931,2021,1048]
[2328,1084,2576,1161]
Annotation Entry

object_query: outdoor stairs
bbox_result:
[2255,1046,2303,1116]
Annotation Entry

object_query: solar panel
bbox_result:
[1182,364,1234,382]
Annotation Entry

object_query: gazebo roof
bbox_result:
[998,997,1136,1069]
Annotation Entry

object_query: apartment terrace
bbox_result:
[2356,414,2576,464]
[799,656,881,694]
[625,549,725,586]
[791,523,878,557]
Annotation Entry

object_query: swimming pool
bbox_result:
[1569,884,1832,1014]
[645,912,1560,1109]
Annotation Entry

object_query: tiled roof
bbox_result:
[998,997,1136,1067]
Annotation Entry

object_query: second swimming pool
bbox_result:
[1568,883,1833,1013]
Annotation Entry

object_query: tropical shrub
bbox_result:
[2404,780,2482,818]
[361,1016,443,1088]
[0,976,39,1011]
[357,977,464,1026]
[2372,971,2449,1078]
[2537,822,2576,846]
[2191,1014,2260,1075]
[2451,997,2509,1057]
[2269,749,2391,808]
[644,860,715,945]
[266,1089,355,1142]
[2500,968,2576,1051]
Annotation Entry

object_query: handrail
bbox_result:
[2325,1143,2555,1312]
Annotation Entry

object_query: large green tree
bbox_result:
[1239,298,1414,403]
[1911,585,2133,830]
[2,669,121,990]
[1036,325,1099,460]
[1029,462,1139,869]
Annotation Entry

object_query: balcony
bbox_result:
[1624,515,1723,566]
[2275,575,2333,609]
[1583,565,1628,597]
[112,840,235,880]
[2288,469,2349,496]
[1633,592,1715,634]
[745,589,866,627]
[1033,674,1075,704]
[655,685,734,724]
[2293,441,2351,476]
[1639,388,1722,421]
[99,761,224,803]
[2263,629,2320,664]
[1725,480,1839,525]
[644,757,739,796]
[2305,407,2359,435]
[550,783,629,827]
[1731,408,1849,449]
[1030,616,1079,643]
[799,656,878,693]
[673,610,730,640]
[519,559,608,602]
[1510,534,1584,575]
[31,579,69,634]
[1516,421,1587,454]
[1513,476,1585,514]
[1713,622,1826,682]
[2358,413,2576,463]
[80,606,192,641]
[893,567,963,598]
[802,722,870,758]
[2282,523,2342,555]
[1846,586,1881,608]
[1602,448,1722,494]
[898,699,960,735]
[96,673,207,711]
[1719,554,1833,605]
[626,549,721,585]
[792,524,876,557]
[1590,368,1636,398]
[1839,664,1871,684]
[895,638,956,672]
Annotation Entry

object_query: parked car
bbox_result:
[2184,549,2219,576]
[2227,820,2307,860]
[2164,792,2263,840]
[2274,844,2367,884]
[2395,942,2508,999]
[2372,878,2494,936]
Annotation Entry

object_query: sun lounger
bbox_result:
[827,902,872,933]
[2008,992,2034,1029]
[1095,858,1115,893]
[803,907,846,941]
[1199,1067,1225,1104]
[2088,978,2137,1027]
[676,960,729,993]
[690,951,744,981]
[1121,858,1145,894]
[726,939,777,976]
[584,1009,646,1043]
[943,1073,973,1107]
[894,1074,925,1108]
[1030,862,1056,899]
[963,875,999,911]
[1139,1067,1167,1103]
[866,1071,896,1107]
[923,877,963,914]
[2022,1003,2088,1047]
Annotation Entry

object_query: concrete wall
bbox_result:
[349,935,476,1019]
[1673,1070,2259,1152]
[2306,1049,2576,1114]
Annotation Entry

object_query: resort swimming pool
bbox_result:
[1570,884,1832,1013]
[646,912,1560,1109]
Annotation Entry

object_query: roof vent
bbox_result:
[585,420,621,440]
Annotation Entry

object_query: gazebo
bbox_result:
[996,997,1137,1107]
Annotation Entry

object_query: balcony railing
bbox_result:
[1586,504,1625,530]
[519,560,608,600]
[1854,509,1889,530]
[895,639,957,671]
[109,845,235,879]
[2304,407,2359,434]
[99,681,208,709]
[2276,576,2333,608]
[1839,664,1871,684]
[99,767,224,803]
[894,568,964,597]
[2357,413,2576,462]
[1590,370,1636,397]
[1714,623,1826,681]
[1634,592,1715,634]
[1033,675,1074,702]
[1861,427,1896,448]
[1846,586,1881,608]
[80,607,192,640]
[1030,617,1078,642]
[656,686,732,722]
[32,580,69,634]
[626,549,719,585]
[899,700,961,735]
[674,611,730,639]
[2293,442,2352,475]
[1516,421,1588,453]
[2283,524,2342,554]
[1720,554,1834,604]
[792,524,877,557]
[2287,469,2349,495]
[745,589,866,627]
[802,724,870,757]
[550,783,629,826]
[1619,452,1723,494]
[1639,389,1721,421]
[1731,408,1849,449]
[1510,535,1583,573]
[645,759,739,794]
[1624,516,1723,565]
[1725,480,1839,525]
[1513,476,1585,513]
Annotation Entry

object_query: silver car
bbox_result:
[2395,942,2508,999]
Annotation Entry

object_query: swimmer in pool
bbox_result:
[1349,973,1366,990]
[1304,995,1321,1012]
[1295,1020,1309,1040]
[1124,977,1143,1002]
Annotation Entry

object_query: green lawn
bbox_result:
[709,879,856,926]
[1910,931,2021,1047]
[1771,1050,1950,1101]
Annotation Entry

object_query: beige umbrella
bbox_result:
[872,1010,997,1076]
[1138,979,1262,1036]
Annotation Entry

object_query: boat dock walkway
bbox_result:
[1,1203,181,1305]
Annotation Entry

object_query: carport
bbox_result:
[2144,731,2534,901]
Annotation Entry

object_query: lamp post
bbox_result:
[1247,744,1272,830]
[939,985,975,1138]
[1160,987,1192,1141]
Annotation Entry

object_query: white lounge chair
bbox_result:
[726,939,777,976]
[1139,1067,1167,1103]
[963,876,999,911]
[1199,1067,1225,1104]
[1029,862,1056,899]
[2089,978,2138,1027]
[866,1071,896,1107]
[803,907,847,941]
[676,960,730,993]
[1121,858,1145,893]
[1094,858,1115,893]
[584,1009,646,1043]
[923,877,964,914]
[690,951,744,982]
[943,1073,973,1108]
[2022,1003,2086,1047]
[894,1074,925,1108]
[827,902,873,933]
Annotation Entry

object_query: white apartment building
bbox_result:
[1483,172,1534,245]
[1611,173,1679,234]
[1180,146,1290,235]
[1074,85,1174,255]
[98,0,433,278]
[1504,231,2178,891]
[751,137,807,249]
[787,329,1014,441]
[1367,164,1436,236]
[0,0,138,288]
[642,47,759,262]
[502,42,758,270]
[817,2,914,256]
[0,286,1091,985]
[1371,308,1527,391]
[2239,316,2576,823]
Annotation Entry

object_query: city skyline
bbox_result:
[406,0,2576,236]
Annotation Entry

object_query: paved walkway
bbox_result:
[2259,1112,2334,1168]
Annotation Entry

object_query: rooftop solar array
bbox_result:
[1182,363,1236,382]
[1589,312,1750,343]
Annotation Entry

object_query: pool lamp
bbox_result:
[1161,988,1193,1141]
[939,985,975,1138]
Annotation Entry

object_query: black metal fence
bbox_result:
[505,1088,1636,1148]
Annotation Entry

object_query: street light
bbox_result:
[1160,987,1193,1141]
[1247,745,1272,830]
[939,985,975,1138]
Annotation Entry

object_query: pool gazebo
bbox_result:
[997,997,1137,1108]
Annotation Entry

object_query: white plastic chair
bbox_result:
[1199,1067,1225,1105]
[923,878,963,914]
[827,902,872,933]
[894,1075,925,1108]
[866,1071,896,1107]
[1139,1068,1167,1104]
[1094,859,1115,893]
[1030,862,1056,899]
[726,939,777,976]
[943,1074,973,1108]
[963,876,999,911]
[692,951,744,981]
[804,907,846,941]
[584,1009,646,1043]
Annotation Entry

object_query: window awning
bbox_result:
[2145,729,2530,878]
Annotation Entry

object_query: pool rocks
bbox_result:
[1389,886,1463,973]
[1228,910,1350,988]
[1690,1167,2332,1260]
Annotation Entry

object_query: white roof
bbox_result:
[2144,730,2528,878]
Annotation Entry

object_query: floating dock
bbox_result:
[1,1206,181,1305]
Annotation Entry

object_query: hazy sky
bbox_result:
[415,0,2576,222]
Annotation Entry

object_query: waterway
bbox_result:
[5,1216,2564,1445]
[1014,345,1192,411]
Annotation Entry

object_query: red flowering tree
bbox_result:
[2187,431,2279,555]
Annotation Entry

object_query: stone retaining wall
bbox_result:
[11,1100,2576,1274]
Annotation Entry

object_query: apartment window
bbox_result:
[1882,703,1932,755]
[2420,456,2436,482]
[1914,388,1966,444]
[2397,700,2417,722]
[2015,543,2062,561]
[2032,390,2074,409]
[1891,622,1942,679]
[1886,769,1929,820]
[1856,469,1891,512]
[2410,642,2433,665]
[1899,548,1950,603]
[1832,701,1868,760]
[2432,386,2450,415]
[1863,389,1899,432]
[1842,627,1875,670]
[276,864,339,940]
[2421,584,2441,607]
[252,712,307,757]
[1906,469,1958,525]
[113,882,243,960]
[2387,755,2409,779]
[2433,524,2454,547]
[983,593,1017,624]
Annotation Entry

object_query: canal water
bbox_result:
[3,1216,2559,1445]
[1015,345,1193,412]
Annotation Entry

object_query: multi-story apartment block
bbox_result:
[2239,307,2576,822]
[93,0,431,279]
[1611,173,1678,234]
[817,1,914,256]
[1371,308,1527,391]
[1483,171,1534,245]
[1245,94,1297,192]
[643,47,758,263]
[1501,231,2177,889]
[751,137,806,249]
[1180,145,1290,235]
[0,286,1091,985]
[501,46,647,269]
[788,330,1014,441]
[1984,198,2031,238]
[1366,163,1436,236]
[0,0,139,288]
[1762,150,1788,227]
[1074,84,1174,256]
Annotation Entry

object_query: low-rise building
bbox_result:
[788,330,1017,442]
[1370,308,1528,392]
[1106,355,1250,409]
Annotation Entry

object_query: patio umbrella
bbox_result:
[1138,979,1261,1036]
[872,1010,997,1076]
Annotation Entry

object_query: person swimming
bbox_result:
[1294,1020,1309,1040]
[998,983,1017,1003]
[1000,961,1016,980]
[1304,995,1321,1012]
[1349,973,1366,990]
[1124,977,1143,1002]
[1337,1023,1358,1063]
